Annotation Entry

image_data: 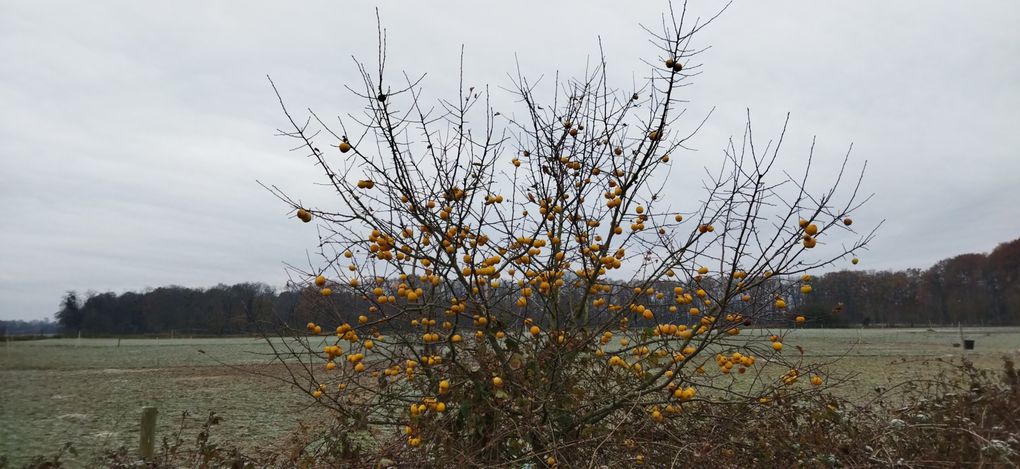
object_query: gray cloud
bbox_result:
[2,1,1018,320]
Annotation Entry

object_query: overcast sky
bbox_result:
[2,1,1018,320]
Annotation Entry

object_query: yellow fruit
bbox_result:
[492,376,503,387]
[354,362,365,372]
[530,325,541,336]
[805,224,818,236]
[810,375,823,386]
[803,236,817,248]
[800,284,813,294]
[795,315,806,324]
[313,325,322,335]
[852,257,860,265]
[320,288,332,297]
[775,299,787,309]
[338,141,351,153]
[312,390,322,398]
[314,275,326,287]
[296,208,312,223]
[772,342,783,351]
[435,402,446,412]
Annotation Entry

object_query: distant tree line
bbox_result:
[797,237,1020,327]
[54,283,294,336]
[50,237,1019,335]
[0,319,60,337]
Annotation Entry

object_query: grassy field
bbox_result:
[2,328,1018,466]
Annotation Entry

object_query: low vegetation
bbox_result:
[7,355,1016,467]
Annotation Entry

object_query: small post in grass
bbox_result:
[139,406,158,459]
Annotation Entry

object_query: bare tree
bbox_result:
[263,3,874,466]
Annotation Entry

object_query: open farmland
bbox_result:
[2,328,1018,466]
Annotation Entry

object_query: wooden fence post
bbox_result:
[140,406,158,459]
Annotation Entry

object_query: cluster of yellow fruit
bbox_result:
[313,274,332,296]
[715,351,756,375]
[629,206,651,232]
[483,194,505,205]
[783,368,800,385]
[800,274,813,294]
[346,353,366,373]
[648,406,664,422]
[399,377,458,447]
[366,229,397,261]
[769,334,784,352]
[409,397,446,416]
[799,219,819,248]
[672,386,696,401]
[322,344,343,370]
[335,323,359,342]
